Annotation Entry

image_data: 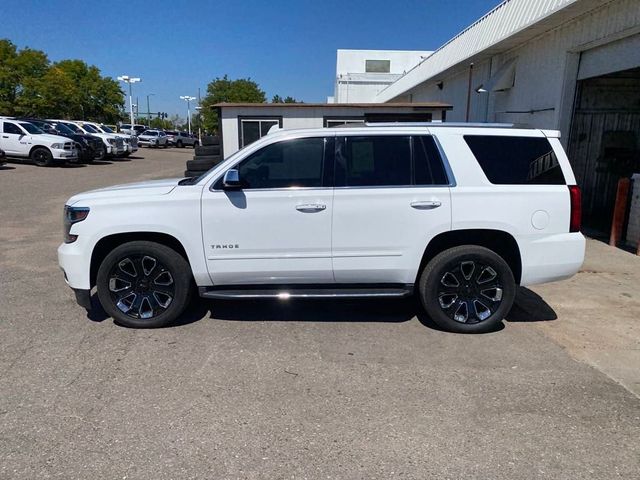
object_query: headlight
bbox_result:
[51,143,63,149]
[108,138,116,145]
[63,205,90,243]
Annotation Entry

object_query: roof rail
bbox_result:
[361,122,532,129]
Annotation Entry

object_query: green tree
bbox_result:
[272,94,300,104]
[201,75,266,132]
[0,39,124,121]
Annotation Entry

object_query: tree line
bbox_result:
[0,39,123,122]
[200,75,300,133]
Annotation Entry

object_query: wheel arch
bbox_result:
[90,231,190,287]
[29,145,52,157]
[418,229,522,284]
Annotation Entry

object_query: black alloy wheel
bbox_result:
[97,241,192,328]
[31,147,54,167]
[419,245,516,333]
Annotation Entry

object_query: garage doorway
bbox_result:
[567,67,640,233]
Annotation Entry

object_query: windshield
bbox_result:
[53,122,75,136]
[61,122,82,134]
[81,124,99,133]
[143,131,158,136]
[100,125,114,133]
[19,122,44,134]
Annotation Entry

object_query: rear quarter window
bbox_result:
[464,135,565,185]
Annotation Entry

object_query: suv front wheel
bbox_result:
[419,245,516,333]
[96,241,192,328]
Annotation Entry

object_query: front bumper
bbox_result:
[52,148,79,161]
[58,240,91,290]
[73,289,92,310]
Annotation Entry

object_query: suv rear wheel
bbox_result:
[96,241,192,328]
[418,245,516,333]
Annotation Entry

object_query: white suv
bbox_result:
[0,119,78,166]
[58,124,585,333]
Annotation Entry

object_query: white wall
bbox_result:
[219,106,445,157]
[394,0,640,141]
[335,49,432,103]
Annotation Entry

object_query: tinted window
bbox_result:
[413,136,449,185]
[464,135,565,185]
[338,136,411,187]
[3,122,23,135]
[235,138,325,189]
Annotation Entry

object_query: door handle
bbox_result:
[2,136,8,138]
[296,203,326,212]
[410,200,442,210]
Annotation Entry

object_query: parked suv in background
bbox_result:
[171,131,199,148]
[138,129,169,148]
[119,124,147,136]
[59,123,585,332]
[0,119,78,166]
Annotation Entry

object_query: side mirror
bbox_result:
[223,169,241,189]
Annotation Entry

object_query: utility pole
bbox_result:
[117,75,141,127]
[146,93,155,126]
[180,95,196,134]
[197,87,202,141]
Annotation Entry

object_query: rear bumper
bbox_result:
[519,232,586,286]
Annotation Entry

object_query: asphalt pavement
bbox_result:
[1,148,638,479]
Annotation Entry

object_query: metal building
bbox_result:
[369,0,640,236]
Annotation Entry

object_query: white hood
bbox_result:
[67,178,183,205]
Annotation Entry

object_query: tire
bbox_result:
[184,169,207,177]
[201,135,220,146]
[192,154,221,163]
[418,245,516,333]
[186,158,218,170]
[96,241,193,328]
[95,145,107,161]
[31,147,54,167]
[195,145,220,156]
[176,140,183,148]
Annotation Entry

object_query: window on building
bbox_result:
[324,118,365,128]
[239,118,281,148]
[365,59,391,73]
[464,135,565,185]
[234,137,326,189]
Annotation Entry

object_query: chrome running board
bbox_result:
[199,285,413,300]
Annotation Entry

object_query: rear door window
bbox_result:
[464,135,565,185]
[335,135,449,187]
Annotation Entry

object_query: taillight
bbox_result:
[568,185,581,232]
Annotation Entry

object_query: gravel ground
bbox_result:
[1,149,638,479]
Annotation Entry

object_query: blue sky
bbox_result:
[4,0,499,118]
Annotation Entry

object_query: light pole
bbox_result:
[117,75,141,127]
[180,95,196,134]
[146,93,155,125]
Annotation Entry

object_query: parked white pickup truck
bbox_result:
[59,123,585,333]
[0,119,78,166]
[50,120,126,159]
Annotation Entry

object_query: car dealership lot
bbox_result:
[1,149,639,479]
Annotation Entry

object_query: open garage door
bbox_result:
[568,66,640,233]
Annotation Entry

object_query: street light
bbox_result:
[117,75,141,127]
[146,93,155,125]
[180,95,196,134]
